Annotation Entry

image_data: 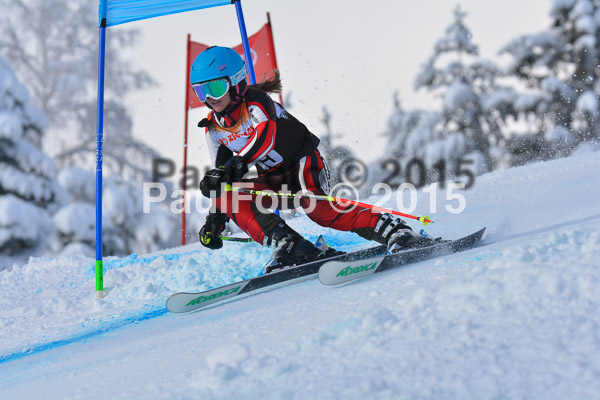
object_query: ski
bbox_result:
[166,228,486,313]
[166,244,387,313]
[318,227,486,285]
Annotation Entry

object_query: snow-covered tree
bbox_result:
[318,106,355,186]
[0,0,159,181]
[407,5,514,175]
[53,167,179,257]
[0,56,64,256]
[500,0,600,164]
[378,5,516,188]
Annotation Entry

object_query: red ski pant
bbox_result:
[212,150,380,245]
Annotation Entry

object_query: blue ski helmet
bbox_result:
[190,46,247,102]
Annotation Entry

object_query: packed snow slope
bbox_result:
[1,149,600,400]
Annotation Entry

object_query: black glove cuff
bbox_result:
[224,155,249,182]
[207,211,230,228]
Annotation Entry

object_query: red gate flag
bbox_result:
[186,41,210,109]
[186,23,279,109]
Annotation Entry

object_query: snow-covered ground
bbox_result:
[1,149,600,399]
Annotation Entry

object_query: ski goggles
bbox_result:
[192,78,230,102]
[191,64,247,102]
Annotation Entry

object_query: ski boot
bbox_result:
[386,229,442,253]
[263,223,343,274]
[369,213,442,253]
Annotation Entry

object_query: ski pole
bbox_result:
[220,235,253,243]
[225,185,433,225]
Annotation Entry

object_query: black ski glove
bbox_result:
[199,155,248,198]
[200,167,227,198]
[199,212,229,250]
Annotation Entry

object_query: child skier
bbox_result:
[192,46,434,272]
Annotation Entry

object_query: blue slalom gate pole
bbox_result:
[95,19,106,297]
[233,0,279,215]
[235,0,279,215]
[234,0,256,84]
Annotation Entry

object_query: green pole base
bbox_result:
[95,259,104,293]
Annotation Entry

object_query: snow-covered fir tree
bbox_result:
[384,5,515,187]
[0,0,159,181]
[318,106,355,186]
[0,56,64,258]
[365,99,438,191]
[500,0,600,164]
[0,0,181,258]
[52,167,178,257]
[414,5,515,174]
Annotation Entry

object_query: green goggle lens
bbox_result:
[192,79,230,102]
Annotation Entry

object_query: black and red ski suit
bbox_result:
[199,88,382,245]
